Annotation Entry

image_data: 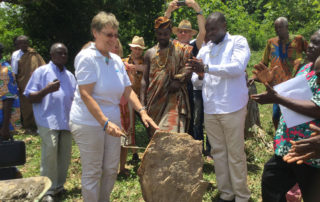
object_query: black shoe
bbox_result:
[132,153,140,162]
[217,198,235,202]
[41,195,55,202]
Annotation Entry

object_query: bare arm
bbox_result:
[164,0,178,18]
[79,83,123,137]
[186,0,205,49]
[123,86,158,129]
[125,62,146,72]
[140,49,152,105]
[28,80,60,103]
[251,83,320,119]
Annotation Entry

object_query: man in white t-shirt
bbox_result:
[189,12,251,202]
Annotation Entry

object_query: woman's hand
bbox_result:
[105,121,125,137]
[283,124,320,164]
[250,83,280,104]
[252,62,278,84]
[140,110,159,129]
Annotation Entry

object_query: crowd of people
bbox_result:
[0,0,320,201]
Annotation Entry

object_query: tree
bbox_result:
[9,0,164,69]
[0,3,24,60]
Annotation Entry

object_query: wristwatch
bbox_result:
[204,64,209,73]
[196,10,203,15]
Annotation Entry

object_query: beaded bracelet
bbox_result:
[103,120,109,131]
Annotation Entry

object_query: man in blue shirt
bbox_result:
[24,43,76,201]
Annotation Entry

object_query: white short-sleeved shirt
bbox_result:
[11,49,24,74]
[70,43,131,126]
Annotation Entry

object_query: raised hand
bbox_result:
[165,0,179,18]
[252,62,278,84]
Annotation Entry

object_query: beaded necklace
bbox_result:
[209,40,225,59]
[155,42,171,69]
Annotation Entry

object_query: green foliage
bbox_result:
[1,0,320,65]
[12,0,164,68]
[263,0,320,39]
[171,0,320,50]
[0,3,24,60]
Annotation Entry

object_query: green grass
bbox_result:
[13,50,276,202]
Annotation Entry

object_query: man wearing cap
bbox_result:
[140,16,193,137]
[165,0,211,155]
[119,36,146,174]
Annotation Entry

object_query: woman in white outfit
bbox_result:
[69,12,158,202]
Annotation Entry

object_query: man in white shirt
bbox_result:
[188,12,251,202]
[11,36,28,75]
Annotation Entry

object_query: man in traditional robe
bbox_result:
[141,16,192,137]
[15,35,46,130]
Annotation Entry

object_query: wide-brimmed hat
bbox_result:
[128,36,146,49]
[172,20,198,36]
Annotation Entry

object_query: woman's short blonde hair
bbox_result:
[116,38,123,58]
[91,11,119,32]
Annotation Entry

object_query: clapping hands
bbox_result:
[283,124,320,164]
[252,62,278,85]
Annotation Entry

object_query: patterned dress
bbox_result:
[0,59,21,130]
[119,56,144,145]
[146,40,192,135]
[262,35,308,86]
[274,63,320,168]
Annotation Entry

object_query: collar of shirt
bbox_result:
[89,42,114,62]
[49,60,66,74]
[213,32,229,45]
[210,32,229,50]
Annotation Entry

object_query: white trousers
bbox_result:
[38,125,72,195]
[204,107,251,202]
[69,121,121,202]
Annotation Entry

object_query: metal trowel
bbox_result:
[120,133,146,150]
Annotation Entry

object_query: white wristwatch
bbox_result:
[204,64,209,73]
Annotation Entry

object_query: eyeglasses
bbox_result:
[100,31,119,38]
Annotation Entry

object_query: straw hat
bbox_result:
[128,36,146,49]
[172,20,198,36]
